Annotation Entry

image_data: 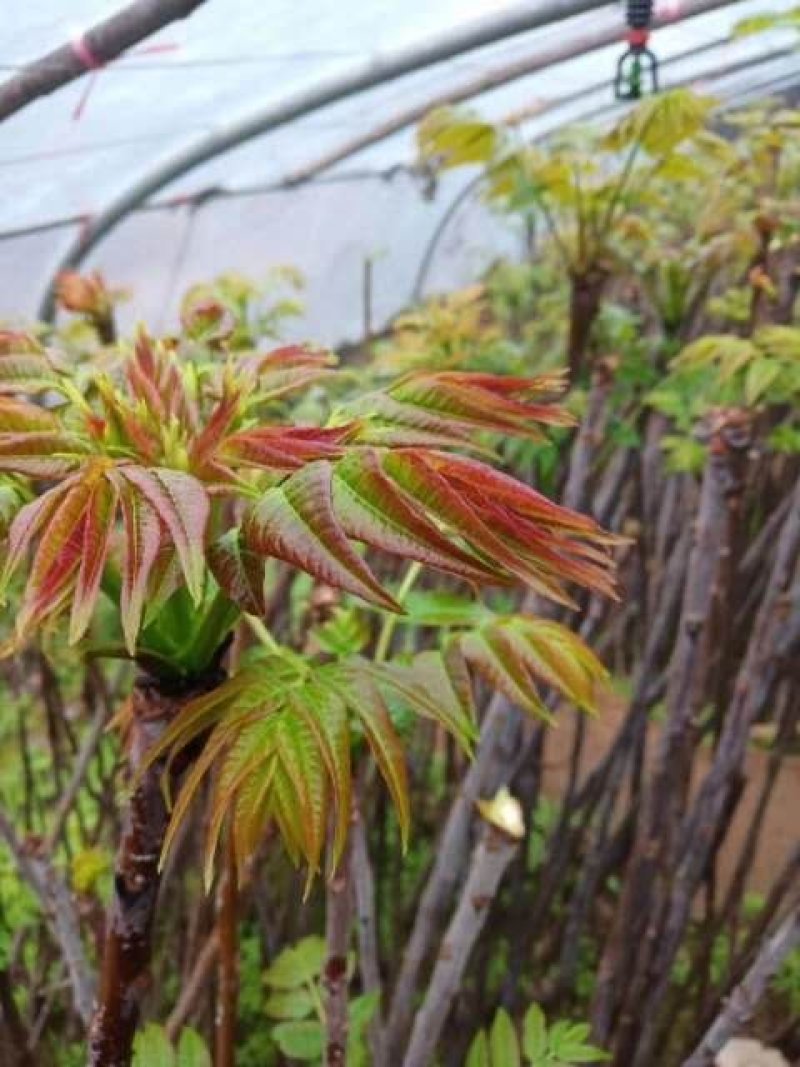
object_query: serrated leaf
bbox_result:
[18,473,100,634]
[221,424,353,471]
[207,528,267,616]
[248,343,337,400]
[0,398,60,433]
[2,476,77,587]
[378,650,476,750]
[116,482,162,654]
[120,466,209,604]
[244,461,399,612]
[459,628,553,720]
[69,477,118,643]
[0,352,63,394]
[332,449,497,584]
[291,683,351,867]
[348,674,410,848]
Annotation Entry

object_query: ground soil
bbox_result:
[542,693,800,895]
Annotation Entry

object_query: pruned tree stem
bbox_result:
[350,786,385,1064]
[567,268,607,383]
[401,824,519,1067]
[324,832,354,1067]
[214,828,239,1067]
[88,664,224,1067]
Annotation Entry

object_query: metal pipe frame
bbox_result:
[37,0,603,319]
[36,0,789,319]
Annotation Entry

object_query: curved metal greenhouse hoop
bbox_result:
[37,0,602,320]
[37,0,787,321]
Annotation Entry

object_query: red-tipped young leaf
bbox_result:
[331,449,501,584]
[17,472,101,635]
[207,529,267,617]
[69,477,119,644]
[243,460,399,612]
[119,466,209,604]
[220,424,354,472]
[116,481,162,654]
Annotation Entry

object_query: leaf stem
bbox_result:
[374,561,422,664]
[244,613,282,653]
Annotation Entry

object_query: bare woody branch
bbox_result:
[681,908,800,1067]
[0,0,207,124]
[402,817,521,1067]
[0,810,95,1026]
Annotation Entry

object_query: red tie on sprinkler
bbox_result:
[614,0,660,100]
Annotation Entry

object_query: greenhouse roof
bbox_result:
[2,0,798,340]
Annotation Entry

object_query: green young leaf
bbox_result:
[489,1008,520,1067]
[349,989,380,1030]
[466,1030,491,1067]
[400,589,491,628]
[548,1020,609,1064]
[263,935,326,990]
[132,1024,175,1067]
[264,987,317,1020]
[522,1003,548,1062]
[418,107,500,169]
[271,1019,324,1060]
[176,1028,211,1067]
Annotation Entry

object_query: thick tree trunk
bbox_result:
[88,664,225,1067]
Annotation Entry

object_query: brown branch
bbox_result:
[214,828,239,1067]
[89,663,225,1067]
[45,693,107,855]
[324,831,354,1067]
[0,0,207,124]
[350,785,385,1064]
[165,930,219,1041]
